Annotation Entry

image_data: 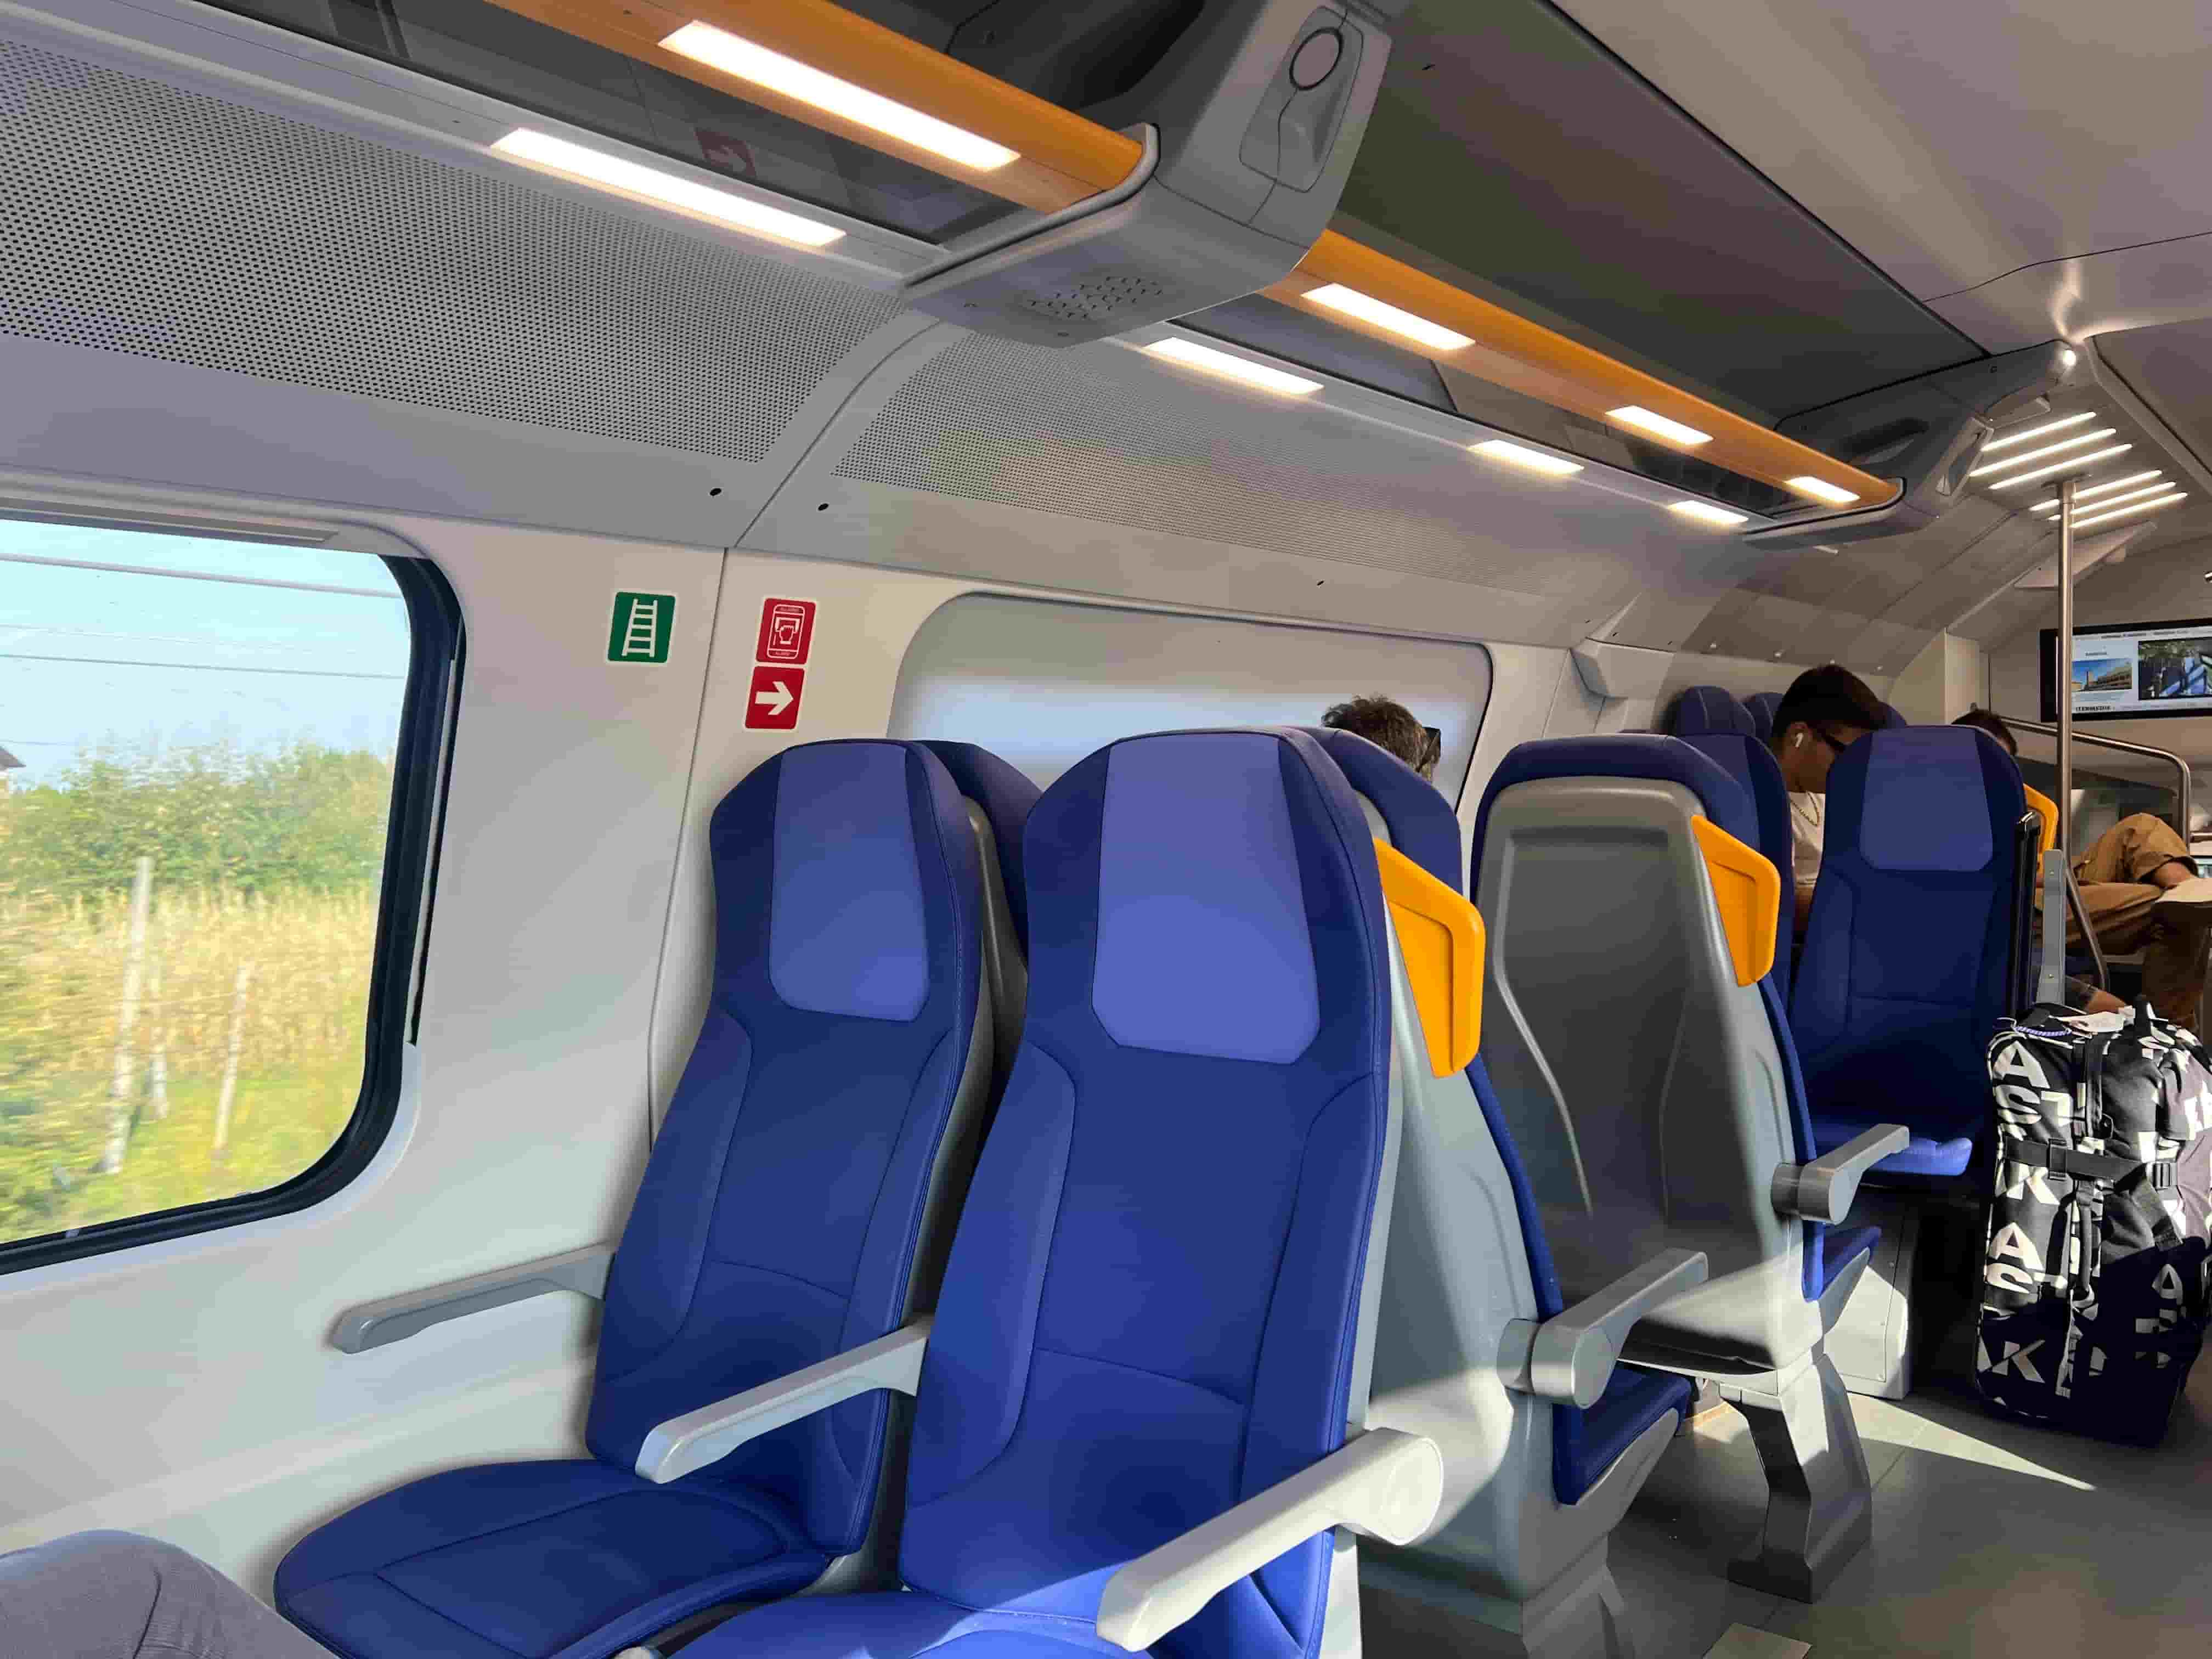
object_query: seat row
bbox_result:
[280,725,1907,1659]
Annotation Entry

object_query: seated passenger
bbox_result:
[1953,707,2212,1029]
[1769,664,1887,938]
[1321,693,1441,779]
[0,1532,331,1658]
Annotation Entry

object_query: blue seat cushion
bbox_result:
[1812,1114,1974,1180]
[1555,1368,1694,1505]
[684,1591,1139,1659]
[1815,1224,1882,1298]
[275,1462,828,1659]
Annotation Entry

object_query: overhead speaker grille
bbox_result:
[837,332,1601,596]
[0,37,902,463]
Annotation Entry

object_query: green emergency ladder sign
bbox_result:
[608,591,674,663]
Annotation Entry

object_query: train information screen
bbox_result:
[2041,617,2212,720]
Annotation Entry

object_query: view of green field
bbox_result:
[0,740,391,1248]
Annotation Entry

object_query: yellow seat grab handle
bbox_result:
[2022,787,2059,859]
[1372,840,1484,1077]
[1690,817,1779,989]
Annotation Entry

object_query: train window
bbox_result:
[0,515,458,1269]
[890,594,1489,798]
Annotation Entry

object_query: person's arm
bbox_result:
[1793,883,1816,934]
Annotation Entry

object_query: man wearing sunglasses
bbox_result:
[1769,664,1889,938]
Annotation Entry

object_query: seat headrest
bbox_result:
[732,740,970,1023]
[1071,728,1381,1065]
[1670,685,1757,738]
[1836,727,2019,873]
[1300,726,1462,889]
[1470,735,1759,888]
[1744,691,1782,743]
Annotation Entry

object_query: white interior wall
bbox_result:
[1888,632,1984,723]
[0,484,719,1590]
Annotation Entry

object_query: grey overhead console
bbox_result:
[1748,341,2078,550]
[905,1,1404,345]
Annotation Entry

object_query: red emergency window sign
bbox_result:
[756,598,816,664]
[747,665,805,730]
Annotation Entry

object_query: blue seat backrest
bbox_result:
[917,739,1040,952]
[1301,726,1462,885]
[587,740,983,1559]
[1791,726,2027,1147]
[1668,685,1756,739]
[898,729,1393,1659]
[1881,703,1908,729]
[1745,691,1782,743]
[1668,689,1796,1003]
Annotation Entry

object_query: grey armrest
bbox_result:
[637,1318,931,1485]
[1771,1125,1911,1224]
[1499,1248,1708,1408]
[1094,1428,1442,1653]
[331,1244,615,1353]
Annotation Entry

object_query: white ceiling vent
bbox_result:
[0,36,902,463]
[834,330,1612,597]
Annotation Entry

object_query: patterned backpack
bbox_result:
[1978,1002,2212,1444]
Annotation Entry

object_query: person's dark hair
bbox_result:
[1953,707,2017,756]
[1769,663,1885,756]
[1322,695,1431,773]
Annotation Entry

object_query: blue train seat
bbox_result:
[275,740,1025,1659]
[668,729,1440,1659]
[1791,726,2033,1187]
[1745,691,1783,744]
[1668,687,1797,1003]
[1465,736,1904,1602]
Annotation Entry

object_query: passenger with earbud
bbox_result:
[1320,693,1442,780]
[1769,664,1888,939]
[1954,707,2212,1030]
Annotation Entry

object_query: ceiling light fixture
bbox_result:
[2033,480,2171,516]
[1469,438,1584,477]
[1668,500,1749,528]
[1301,284,1474,352]
[1987,444,2134,488]
[660,21,1017,170]
[1609,405,1713,447]
[1141,338,1321,397]
[2069,492,2188,531]
[1968,427,2118,478]
[489,129,844,246]
[2028,470,2165,512]
[1785,475,1861,506]
[1982,410,2095,454]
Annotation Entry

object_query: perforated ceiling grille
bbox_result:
[836,332,1603,596]
[0,38,903,462]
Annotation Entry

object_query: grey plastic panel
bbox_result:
[1477,776,1817,1375]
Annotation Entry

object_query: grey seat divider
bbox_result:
[1474,774,1896,1602]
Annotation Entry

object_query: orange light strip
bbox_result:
[480,0,1889,506]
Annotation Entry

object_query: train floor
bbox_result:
[1617,1355,2212,1657]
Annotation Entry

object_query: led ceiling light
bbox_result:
[2070,492,2187,531]
[1785,475,1860,506]
[1668,500,1749,528]
[661,22,1017,170]
[2033,479,2170,516]
[489,129,844,246]
[2029,471,2165,511]
[1987,444,2133,488]
[1968,427,2117,478]
[1469,438,1584,477]
[1141,338,1320,397]
[1301,284,1474,352]
[1609,406,1713,447]
[1982,410,2095,454]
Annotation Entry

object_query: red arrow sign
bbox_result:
[744,664,805,730]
